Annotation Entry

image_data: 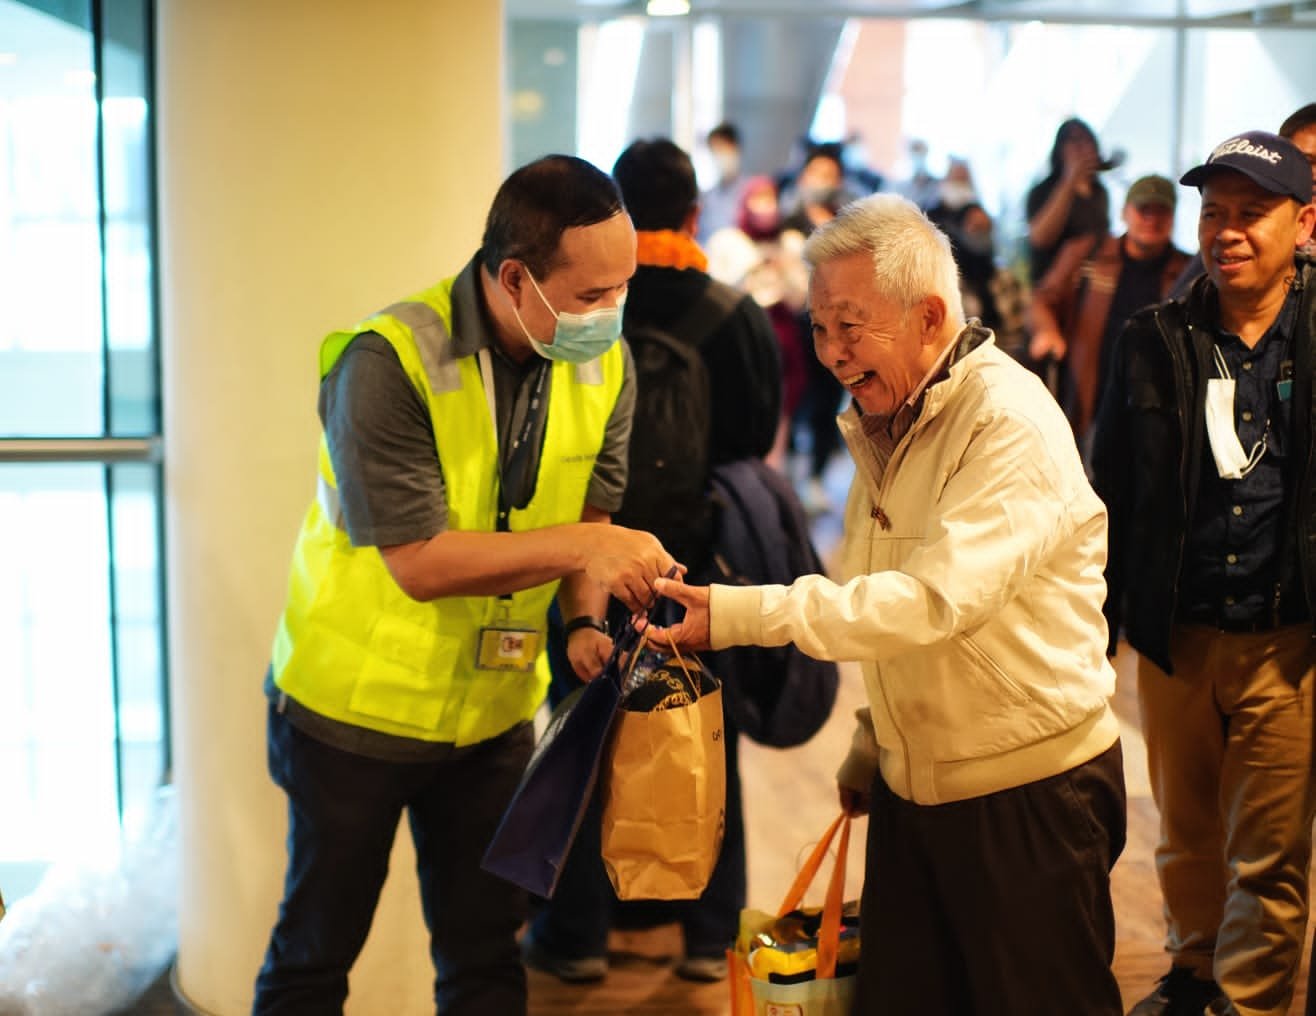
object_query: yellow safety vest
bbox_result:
[271,275,624,745]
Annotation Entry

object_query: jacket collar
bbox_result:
[840,321,994,457]
[908,320,995,423]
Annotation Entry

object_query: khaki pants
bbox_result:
[1138,624,1316,1016]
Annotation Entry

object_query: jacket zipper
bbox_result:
[869,420,923,796]
[1155,304,1193,631]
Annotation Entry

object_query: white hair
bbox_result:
[803,193,965,323]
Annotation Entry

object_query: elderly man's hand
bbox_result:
[646,576,712,651]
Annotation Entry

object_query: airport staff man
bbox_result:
[253,154,678,1016]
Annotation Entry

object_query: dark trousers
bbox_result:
[857,742,1126,1016]
[253,703,534,1016]
[529,604,746,958]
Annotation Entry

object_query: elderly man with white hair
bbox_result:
[656,192,1126,1015]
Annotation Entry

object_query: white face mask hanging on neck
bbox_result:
[1205,344,1267,480]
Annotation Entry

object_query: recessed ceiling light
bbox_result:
[647,0,690,15]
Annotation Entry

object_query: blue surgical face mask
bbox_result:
[513,270,625,364]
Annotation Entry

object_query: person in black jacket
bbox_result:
[1092,131,1316,1016]
[522,137,782,987]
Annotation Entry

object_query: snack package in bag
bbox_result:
[600,632,726,900]
[729,812,859,1016]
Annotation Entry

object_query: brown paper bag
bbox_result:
[600,638,726,900]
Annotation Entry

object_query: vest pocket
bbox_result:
[349,613,460,732]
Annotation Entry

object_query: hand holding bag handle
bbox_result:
[775,811,852,980]
[480,567,684,897]
[608,564,683,685]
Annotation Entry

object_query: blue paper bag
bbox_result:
[481,599,652,898]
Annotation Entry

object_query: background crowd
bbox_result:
[699,109,1316,493]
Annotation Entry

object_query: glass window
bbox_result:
[0,0,163,905]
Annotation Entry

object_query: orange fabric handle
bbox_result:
[775,812,851,980]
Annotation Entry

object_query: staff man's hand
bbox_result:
[647,577,712,651]
[584,526,684,612]
[565,626,613,682]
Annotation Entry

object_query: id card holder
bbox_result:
[476,604,542,672]
[1278,361,1294,402]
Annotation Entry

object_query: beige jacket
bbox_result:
[710,334,1119,804]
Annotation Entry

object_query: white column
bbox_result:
[156,3,504,1011]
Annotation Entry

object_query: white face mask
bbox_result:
[512,270,625,364]
[713,149,741,181]
[1205,346,1267,480]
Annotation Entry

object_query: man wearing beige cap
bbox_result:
[1030,173,1191,451]
[1093,131,1316,1016]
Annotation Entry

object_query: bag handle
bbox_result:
[618,628,701,699]
[662,629,698,691]
[604,566,682,685]
[774,812,852,980]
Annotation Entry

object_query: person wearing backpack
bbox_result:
[521,137,782,986]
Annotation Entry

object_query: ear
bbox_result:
[1296,203,1316,249]
[497,259,526,298]
[683,205,701,238]
[919,294,947,342]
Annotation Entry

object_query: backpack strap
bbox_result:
[667,279,744,349]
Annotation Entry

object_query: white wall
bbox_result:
[156,2,503,1011]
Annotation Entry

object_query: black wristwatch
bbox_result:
[563,615,607,637]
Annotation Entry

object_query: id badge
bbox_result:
[476,623,542,672]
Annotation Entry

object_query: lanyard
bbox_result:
[478,347,549,533]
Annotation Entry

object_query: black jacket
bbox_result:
[623,264,782,467]
[1090,257,1316,674]
[618,264,782,567]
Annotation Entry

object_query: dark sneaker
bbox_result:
[675,953,727,983]
[520,930,607,983]
[1127,966,1227,1016]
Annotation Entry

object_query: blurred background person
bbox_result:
[1023,117,1118,408]
[927,154,980,233]
[706,175,812,468]
[893,137,942,210]
[946,201,1030,363]
[1026,117,1115,284]
[842,130,885,195]
[697,121,747,245]
[779,142,856,512]
[1030,174,1189,457]
[780,141,855,235]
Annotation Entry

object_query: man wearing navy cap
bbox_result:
[1093,131,1316,1016]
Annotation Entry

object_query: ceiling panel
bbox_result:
[506,0,1314,25]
